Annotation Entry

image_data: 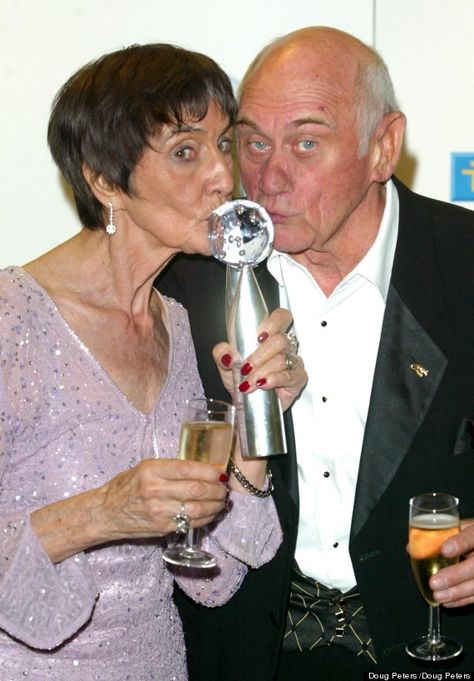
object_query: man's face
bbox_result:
[237,43,378,259]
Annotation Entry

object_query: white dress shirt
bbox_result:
[267,180,399,591]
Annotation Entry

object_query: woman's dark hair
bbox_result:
[47,43,237,228]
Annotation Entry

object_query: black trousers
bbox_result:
[276,646,377,681]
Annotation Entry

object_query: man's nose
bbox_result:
[258,154,291,196]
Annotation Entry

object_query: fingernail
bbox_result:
[240,362,252,376]
[258,331,269,343]
[443,600,456,608]
[256,378,267,387]
[221,353,232,368]
[239,380,250,392]
[443,539,456,555]
[432,587,452,603]
[219,473,229,482]
[430,575,446,589]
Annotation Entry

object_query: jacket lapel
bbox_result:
[351,284,447,537]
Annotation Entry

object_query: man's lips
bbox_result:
[268,212,290,223]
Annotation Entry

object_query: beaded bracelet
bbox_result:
[228,457,274,498]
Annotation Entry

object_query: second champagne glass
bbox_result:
[406,492,463,661]
[163,397,235,569]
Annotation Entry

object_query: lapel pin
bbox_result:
[410,363,429,378]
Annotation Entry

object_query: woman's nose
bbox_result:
[207,148,234,199]
[216,158,234,198]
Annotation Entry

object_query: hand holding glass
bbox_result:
[406,492,463,661]
[163,398,235,569]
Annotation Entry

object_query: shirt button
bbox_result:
[322,396,328,402]
[333,542,339,548]
[321,320,327,327]
[323,471,330,478]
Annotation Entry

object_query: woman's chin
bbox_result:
[184,240,212,258]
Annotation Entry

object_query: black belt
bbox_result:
[283,563,376,663]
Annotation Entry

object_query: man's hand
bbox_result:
[431,518,474,607]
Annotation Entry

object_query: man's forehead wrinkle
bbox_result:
[239,81,345,133]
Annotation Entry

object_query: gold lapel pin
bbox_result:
[410,363,429,378]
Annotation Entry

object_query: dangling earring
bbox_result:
[106,201,116,236]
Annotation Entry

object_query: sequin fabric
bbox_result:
[0,267,282,680]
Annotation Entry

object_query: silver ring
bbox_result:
[172,503,191,534]
[285,353,299,371]
[286,332,299,355]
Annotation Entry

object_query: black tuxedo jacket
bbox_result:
[157,179,474,677]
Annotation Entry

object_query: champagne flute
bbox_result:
[163,398,235,569]
[406,492,463,661]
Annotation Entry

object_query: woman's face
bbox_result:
[117,100,234,255]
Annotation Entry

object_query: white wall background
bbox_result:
[0,0,472,267]
[375,0,474,207]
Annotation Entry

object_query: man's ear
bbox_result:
[370,111,406,183]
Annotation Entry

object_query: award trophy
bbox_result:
[208,199,287,458]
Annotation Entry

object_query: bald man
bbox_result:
[159,27,474,679]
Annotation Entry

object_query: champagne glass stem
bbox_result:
[428,605,441,647]
[185,528,198,551]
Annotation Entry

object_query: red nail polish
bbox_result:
[221,353,232,368]
[239,380,250,392]
[219,473,230,482]
[241,362,252,376]
[256,378,267,387]
[258,331,269,343]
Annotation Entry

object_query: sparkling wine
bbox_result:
[409,513,460,606]
[178,421,233,471]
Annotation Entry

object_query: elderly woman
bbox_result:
[0,44,305,679]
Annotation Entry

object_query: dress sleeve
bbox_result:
[0,510,98,650]
[0,348,98,649]
[174,490,282,607]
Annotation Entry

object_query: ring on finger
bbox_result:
[172,503,191,534]
[285,353,299,371]
[285,332,299,355]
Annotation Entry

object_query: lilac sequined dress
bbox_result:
[0,267,282,680]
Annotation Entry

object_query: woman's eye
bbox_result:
[175,146,195,161]
[218,138,232,153]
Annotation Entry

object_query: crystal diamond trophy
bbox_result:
[209,199,287,458]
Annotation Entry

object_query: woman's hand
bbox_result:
[99,458,227,538]
[31,459,228,564]
[213,308,307,412]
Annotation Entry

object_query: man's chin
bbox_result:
[273,235,309,257]
[274,233,298,254]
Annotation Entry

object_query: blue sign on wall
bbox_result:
[451,152,474,202]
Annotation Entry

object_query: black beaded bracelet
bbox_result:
[228,457,274,498]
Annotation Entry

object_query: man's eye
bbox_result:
[249,140,268,152]
[297,139,316,151]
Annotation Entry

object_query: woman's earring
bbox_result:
[106,201,116,236]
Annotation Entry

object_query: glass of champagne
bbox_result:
[406,492,463,661]
[163,397,235,569]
